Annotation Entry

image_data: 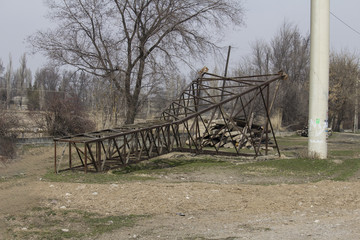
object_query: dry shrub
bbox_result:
[44,94,95,137]
[0,106,18,160]
[0,137,16,160]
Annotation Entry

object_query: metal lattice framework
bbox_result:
[54,71,287,173]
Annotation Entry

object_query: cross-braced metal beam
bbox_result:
[54,71,287,173]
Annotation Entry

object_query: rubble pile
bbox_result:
[196,118,271,149]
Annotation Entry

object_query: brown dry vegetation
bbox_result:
[1,133,360,239]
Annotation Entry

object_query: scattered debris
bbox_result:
[198,118,271,150]
[297,125,332,138]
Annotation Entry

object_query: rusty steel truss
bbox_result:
[54,71,287,173]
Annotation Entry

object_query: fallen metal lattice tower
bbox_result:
[54,71,287,173]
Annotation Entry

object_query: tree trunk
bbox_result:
[125,99,137,124]
[124,56,146,124]
[334,116,342,132]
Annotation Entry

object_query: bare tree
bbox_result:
[271,22,310,79]
[0,59,4,75]
[329,51,359,131]
[237,22,310,129]
[29,67,61,111]
[0,59,4,83]
[29,0,244,124]
[5,55,13,110]
[269,23,310,127]
[44,93,95,136]
[0,104,19,159]
[0,59,5,103]
[13,54,32,108]
[250,40,271,75]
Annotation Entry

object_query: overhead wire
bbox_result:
[330,11,360,37]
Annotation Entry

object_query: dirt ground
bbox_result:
[1,134,360,239]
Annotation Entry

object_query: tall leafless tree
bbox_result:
[271,23,310,126]
[29,0,244,124]
[13,54,32,107]
[236,22,310,128]
[5,55,13,110]
[329,51,359,131]
[250,40,271,75]
[0,60,5,103]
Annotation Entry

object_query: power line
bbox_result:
[330,11,360,37]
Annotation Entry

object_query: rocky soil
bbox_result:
[1,134,360,239]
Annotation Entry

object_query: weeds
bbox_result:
[114,157,229,175]
[5,207,145,240]
[41,134,360,184]
[234,157,360,181]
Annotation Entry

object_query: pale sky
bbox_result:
[1,0,360,73]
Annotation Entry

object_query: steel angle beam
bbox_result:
[54,71,286,173]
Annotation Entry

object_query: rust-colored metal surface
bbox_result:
[54,71,287,173]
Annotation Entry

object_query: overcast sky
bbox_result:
[1,0,360,73]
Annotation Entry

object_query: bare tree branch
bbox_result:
[29,0,244,124]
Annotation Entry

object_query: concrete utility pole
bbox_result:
[308,0,330,159]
